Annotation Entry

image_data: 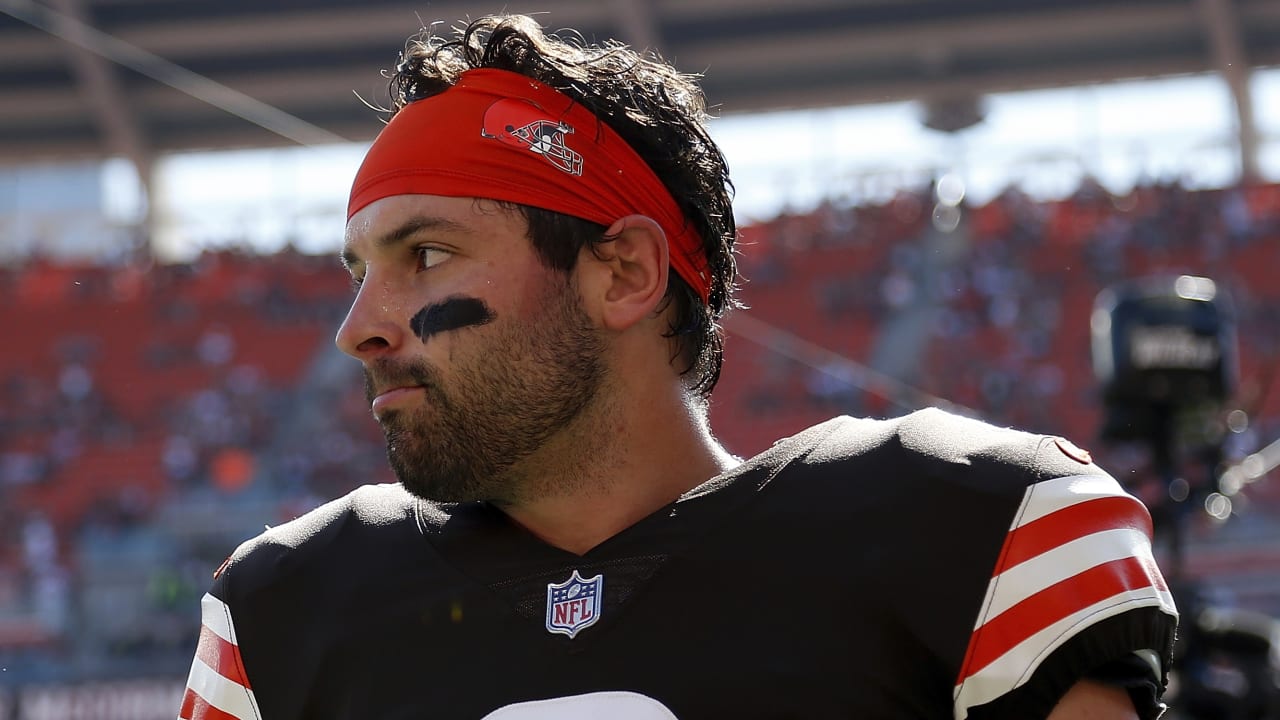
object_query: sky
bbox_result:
[108,67,1280,262]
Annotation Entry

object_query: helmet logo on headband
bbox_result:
[481,99,584,176]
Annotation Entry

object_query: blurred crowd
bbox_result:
[721,181,1279,454]
[0,179,1277,679]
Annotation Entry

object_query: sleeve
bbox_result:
[175,487,393,720]
[178,586,265,720]
[954,469,1179,720]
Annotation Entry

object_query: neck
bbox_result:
[498,383,737,556]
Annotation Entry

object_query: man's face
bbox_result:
[337,195,606,504]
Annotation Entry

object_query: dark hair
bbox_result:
[386,14,738,396]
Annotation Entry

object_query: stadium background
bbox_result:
[1,0,1279,717]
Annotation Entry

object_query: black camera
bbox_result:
[1092,275,1237,442]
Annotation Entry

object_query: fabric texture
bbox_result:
[347,68,710,302]
[179,408,1177,719]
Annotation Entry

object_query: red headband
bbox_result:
[347,68,711,303]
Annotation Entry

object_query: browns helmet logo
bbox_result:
[481,98,584,176]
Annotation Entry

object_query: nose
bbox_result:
[335,278,407,360]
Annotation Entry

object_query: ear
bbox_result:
[581,214,669,332]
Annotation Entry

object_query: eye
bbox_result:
[416,246,451,272]
[348,273,364,292]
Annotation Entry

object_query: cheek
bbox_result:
[517,267,580,315]
[410,297,496,343]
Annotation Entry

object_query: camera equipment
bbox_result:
[1093,276,1280,718]
[1092,274,1236,443]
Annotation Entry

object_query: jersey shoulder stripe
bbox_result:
[952,474,1176,718]
[180,593,263,720]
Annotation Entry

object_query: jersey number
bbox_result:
[482,691,677,719]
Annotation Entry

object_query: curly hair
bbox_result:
[386,14,738,397]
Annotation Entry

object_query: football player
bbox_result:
[180,14,1176,719]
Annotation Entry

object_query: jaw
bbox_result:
[491,372,624,508]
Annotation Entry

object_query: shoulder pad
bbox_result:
[216,483,416,593]
[806,408,1107,495]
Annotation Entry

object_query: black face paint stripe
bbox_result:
[410,296,495,342]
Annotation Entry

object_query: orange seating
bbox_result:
[4,183,1279,542]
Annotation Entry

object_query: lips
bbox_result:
[363,361,436,417]
[371,385,426,417]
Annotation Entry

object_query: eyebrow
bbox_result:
[340,215,470,271]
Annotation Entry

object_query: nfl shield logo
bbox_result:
[545,570,603,638]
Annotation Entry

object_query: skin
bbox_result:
[1048,679,1140,719]
[337,194,737,554]
[338,193,1145,719]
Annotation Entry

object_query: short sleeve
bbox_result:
[954,472,1178,719]
[178,590,265,720]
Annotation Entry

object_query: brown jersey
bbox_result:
[179,409,1177,719]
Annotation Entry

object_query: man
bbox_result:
[180,14,1176,720]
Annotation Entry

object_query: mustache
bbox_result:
[363,358,442,405]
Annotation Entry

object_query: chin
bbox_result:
[389,454,486,504]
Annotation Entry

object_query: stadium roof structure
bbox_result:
[2,0,1278,184]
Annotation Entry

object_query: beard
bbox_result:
[363,279,607,505]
